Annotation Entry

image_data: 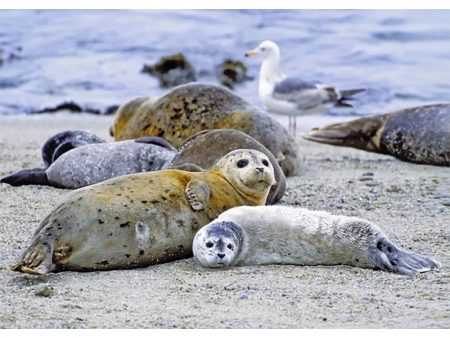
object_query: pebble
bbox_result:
[34,284,54,297]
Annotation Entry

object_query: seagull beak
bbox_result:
[245,49,258,57]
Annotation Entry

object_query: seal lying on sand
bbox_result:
[1,136,176,189]
[11,149,275,274]
[1,129,285,203]
[169,129,286,204]
[110,83,300,176]
[193,205,441,276]
[303,104,450,166]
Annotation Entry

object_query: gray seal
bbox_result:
[303,104,450,166]
[1,136,176,189]
[110,83,300,176]
[170,129,286,204]
[193,205,441,276]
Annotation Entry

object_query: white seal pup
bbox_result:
[193,205,441,276]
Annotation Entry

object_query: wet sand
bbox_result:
[0,113,448,328]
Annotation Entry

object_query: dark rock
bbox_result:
[142,53,196,88]
[216,59,251,88]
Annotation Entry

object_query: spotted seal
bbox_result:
[110,83,300,176]
[1,135,177,189]
[193,205,441,275]
[169,129,286,204]
[11,149,275,274]
[303,104,450,166]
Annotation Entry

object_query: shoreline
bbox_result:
[0,113,448,329]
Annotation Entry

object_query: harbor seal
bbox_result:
[193,205,441,276]
[41,129,106,167]
[303,104,450,166]
[11,149,275,274]
[1,136,177,189]
[110,83,300,176]
[169,129,286,204]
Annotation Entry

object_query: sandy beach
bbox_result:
[0,112,448,329]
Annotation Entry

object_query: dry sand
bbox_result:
[0,113,448,329]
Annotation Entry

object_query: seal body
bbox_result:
[1,137,177,189]
[171,129,286,204]
[304,104,450,166]
[11,149,275,274]
[110,83,300,176]
[193,206,441,275]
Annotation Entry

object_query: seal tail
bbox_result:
[368,238,441,276]
[302,115,386,153]
[1,168,50,186]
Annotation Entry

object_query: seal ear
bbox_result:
[170,163,205,172]
[185,179,211,211]
[134,137,177,151]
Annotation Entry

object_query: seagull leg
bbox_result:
[293,116,297,137]
[288,115,292,133]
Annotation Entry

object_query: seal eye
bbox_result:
[227,244,233,250]
[236,159,249,168]
[262,159,269,167]
[206,241,214,248]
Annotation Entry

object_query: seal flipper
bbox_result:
[1,168,50,187]
[185,179,211,211]
[11,239,55,275]
[368,237,441,276]
[135,137,177,151]
[303,116,386,153]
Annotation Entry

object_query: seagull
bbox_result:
[245,40,365,135]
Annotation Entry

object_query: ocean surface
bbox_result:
[0,9,449,116]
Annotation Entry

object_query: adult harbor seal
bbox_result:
[1,136,177,189]
[169,129,286,204]
[11,149,275,274]
[41,129,106,167]
[193,205,441,276]
[110,83,300,176]
[303,104,450,166]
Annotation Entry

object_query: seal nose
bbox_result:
[256,167,264,173]
[217,253,225,259]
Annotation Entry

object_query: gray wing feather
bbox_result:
[272,78,326,110]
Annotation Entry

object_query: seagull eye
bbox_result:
[260,47,266,51]
[262,159,269,167]
[227,244,233,250]
[206,241,213,248]
[236,159,249,168]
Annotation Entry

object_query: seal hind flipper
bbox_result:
[11,241,55,275]
[134,137,177,151]
[303,116,386,153]
[1,168,50,187]
[185,179,211,211]
[369,238,442,276]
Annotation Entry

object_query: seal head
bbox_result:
[213,149,276,203]
[193,221,243,268]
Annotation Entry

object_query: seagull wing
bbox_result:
[272,78,326,110]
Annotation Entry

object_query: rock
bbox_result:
[34,284,54,297]
[216,59,251,88]
[142,53,196,87]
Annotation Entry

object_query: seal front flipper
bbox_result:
[368,237,442,276]
[1,168,50,186]
[185,179,211,211]
[134,137,177,151]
